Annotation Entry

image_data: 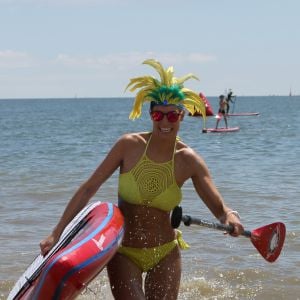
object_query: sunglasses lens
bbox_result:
[151,111,180,122]
[151,111,164,121]
[167,111,180,122]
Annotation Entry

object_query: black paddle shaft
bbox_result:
[171,206,251,237]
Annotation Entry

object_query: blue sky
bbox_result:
[0,0,299,98]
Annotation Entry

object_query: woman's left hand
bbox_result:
[226,213,244,237]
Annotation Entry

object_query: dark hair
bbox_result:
[150,101,184,111]
[150,101,157,111]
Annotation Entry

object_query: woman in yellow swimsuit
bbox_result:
[40,59,244,300]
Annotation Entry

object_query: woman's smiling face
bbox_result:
[150,105,184,137]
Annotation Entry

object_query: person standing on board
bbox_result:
[226,89,236,114]
[40,59,244,300]
[216,94,228,129]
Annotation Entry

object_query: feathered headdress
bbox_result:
[125,59,206,121]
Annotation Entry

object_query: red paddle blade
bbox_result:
[250,222,286,262]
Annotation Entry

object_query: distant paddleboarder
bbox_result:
[216,94,228,129]
[226,89,236,114]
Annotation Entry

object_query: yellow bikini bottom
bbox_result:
[117,230,189,272]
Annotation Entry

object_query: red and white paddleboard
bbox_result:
[8,202,124,300]
[202,127,240,133]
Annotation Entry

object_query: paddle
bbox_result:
[171,206,286,263]
[231,96,236,113]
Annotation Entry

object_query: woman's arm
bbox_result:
[40,135,127,255]
[184,147,244,236]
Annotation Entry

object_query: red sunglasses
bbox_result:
[150,110,182,123]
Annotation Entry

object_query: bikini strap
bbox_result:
[171,136,180,163]
[142,132,152,156]
[171,140,177,164]
[144,132,177,163]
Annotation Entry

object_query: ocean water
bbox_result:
[0,96,299,300]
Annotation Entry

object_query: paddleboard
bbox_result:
[8,201,124,300]
[202,127,240,133]
[226,112,259,116]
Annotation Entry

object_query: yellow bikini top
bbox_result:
[118,134,182,212]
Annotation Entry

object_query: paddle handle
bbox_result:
[171,207,286,263]
[181,215,252,238]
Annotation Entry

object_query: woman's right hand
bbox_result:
[40,233,59,256]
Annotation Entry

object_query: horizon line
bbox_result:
[1,94,299,100]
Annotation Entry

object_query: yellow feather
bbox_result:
[129,88,152,119]
[165,66,174,86]
[126,77,157,93]
[177,74,199,85]
[126,59,205,126]
[143,59,168,85]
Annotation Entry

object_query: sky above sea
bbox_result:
[0,0,299,99]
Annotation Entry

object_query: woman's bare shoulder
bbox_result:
[176,141,206,165]
[177,140,194,155]
[117,132,150,148]
[174,141,209,182]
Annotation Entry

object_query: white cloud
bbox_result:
[152,53,216,65]
[0,50,35,68]
[0,50,216,71]
[0,51,217,98]
[53,52,216,69]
